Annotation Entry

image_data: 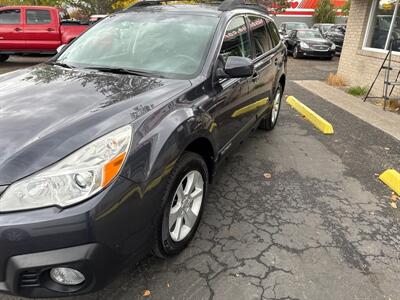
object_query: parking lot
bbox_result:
[0,56,48,75]
[1,55,400,300]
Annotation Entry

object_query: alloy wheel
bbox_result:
[271,88,281,124]
[168,170,204,242]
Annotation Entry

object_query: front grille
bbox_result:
[19,270,41,288]
[310,45,329,51]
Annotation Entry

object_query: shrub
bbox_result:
[388,100,400,112]
[347,86,368,96]
[327,73,346,86]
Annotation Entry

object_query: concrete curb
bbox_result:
[294,80,400,141]
[286,96,334,135]
[379,169,400,196]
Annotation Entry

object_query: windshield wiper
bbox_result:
[47,61,75,69]
[85,67,158,78]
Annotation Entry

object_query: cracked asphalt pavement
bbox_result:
[1,56,400,300]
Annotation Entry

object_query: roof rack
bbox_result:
[126,0,267,13]
[127,0,162,9]
[127,0,208,9]
[218,0,267,13]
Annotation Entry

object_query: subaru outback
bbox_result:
[0,0,286,297]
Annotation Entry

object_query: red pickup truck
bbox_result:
[0,6,88,62]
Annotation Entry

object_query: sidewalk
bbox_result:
[294,80,400,141]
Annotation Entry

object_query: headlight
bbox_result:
[0,125,132,212]
[300,41,310,49]
[331,43,336,50]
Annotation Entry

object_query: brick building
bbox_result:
[338,0,400,96]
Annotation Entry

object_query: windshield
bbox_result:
[57,12,219,79]
[320,25,333,33]
[287,23,308,30]
[297,30,323,39]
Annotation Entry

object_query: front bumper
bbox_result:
[0,175,163,298]
[299,48,335,57]
[0,243,121,298]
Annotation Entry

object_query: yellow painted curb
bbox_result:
[286,96,334,135]
[379,169,400,196]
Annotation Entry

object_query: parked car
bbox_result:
[284,29,336,59]
[324,24,346,53]
[278,22,308,36]
[0,0,286,297]
[312,23,335,35]
[0,6,88,62]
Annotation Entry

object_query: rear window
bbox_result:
[0,9,20,24]
[26,9,52,25]
[248,16,273,56]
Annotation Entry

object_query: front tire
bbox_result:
[259,84,283,131]
[293,46,301,59]
[154,152,208,257]
[0,55,9,62]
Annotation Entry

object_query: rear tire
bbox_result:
[259,84,283,131]
[0,55,9,62]
[154,151,208,258]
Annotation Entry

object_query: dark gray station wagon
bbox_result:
[0,0,286,297]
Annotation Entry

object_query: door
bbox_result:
[209,16,254,154]
[287,30,298,51]
[247,16,277,117]
[0,9,24,51]
[24,8,60,52]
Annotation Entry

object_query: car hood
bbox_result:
[0,64,191,184]
[301,38,332,45]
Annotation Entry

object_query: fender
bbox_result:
[60,26,87,45]
[123,99,217,187]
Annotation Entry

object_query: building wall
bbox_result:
[337,0,400,97]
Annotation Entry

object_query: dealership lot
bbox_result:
[1,56,400,300]
[0,56,48,75]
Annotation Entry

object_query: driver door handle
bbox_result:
[14,28,22,32]
[252,71,260,82]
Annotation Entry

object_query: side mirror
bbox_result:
[56,44,66,53]
[221,56,254,78]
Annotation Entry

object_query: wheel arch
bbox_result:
[183,136,216,183]
[279,74,286,92]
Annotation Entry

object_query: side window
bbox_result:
[267,21,281,46]
[26,10,52,25]
[220,16,251,61]
[248,16,273,57]
[0,9,21,24]
[335,27,344,33]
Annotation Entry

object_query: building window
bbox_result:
[364,0,400,52]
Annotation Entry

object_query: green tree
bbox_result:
[248,0,291,13]
[61,0,117,15]
[314,0,337,23]
[341,0,351,16]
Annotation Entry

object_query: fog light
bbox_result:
[50,267,85,286]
